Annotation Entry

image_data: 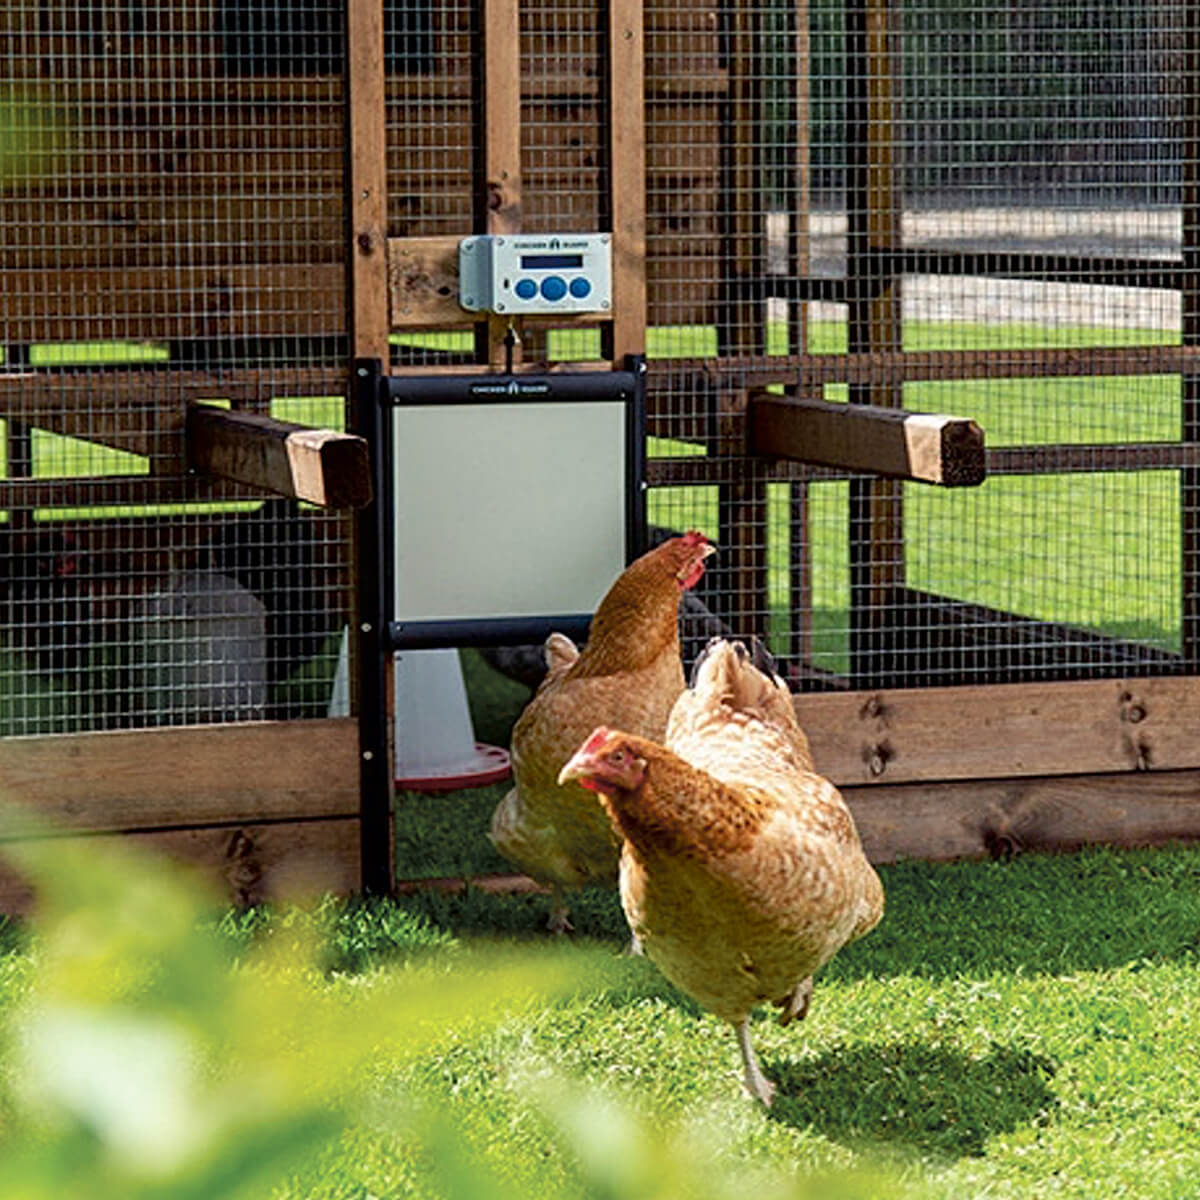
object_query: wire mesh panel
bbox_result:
[642,0,1199,693]
[1,1,351,734]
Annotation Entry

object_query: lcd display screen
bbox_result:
[520,253,584,269]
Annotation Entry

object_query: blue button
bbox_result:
[514,278,538,300]
[540,275,567,302]
[569,276,592,299]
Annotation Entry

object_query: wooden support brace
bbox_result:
[186,404,373,509]
[750,392,986,487]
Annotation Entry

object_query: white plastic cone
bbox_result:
[327,626,351,717]
[393,648,510,791]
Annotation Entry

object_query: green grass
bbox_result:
[6,832,1200,1198]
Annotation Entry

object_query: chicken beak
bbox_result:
[557,749,590,787]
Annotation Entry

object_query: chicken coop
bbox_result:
[3,0,1200,907]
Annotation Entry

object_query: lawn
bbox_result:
[3,823,1200,1199]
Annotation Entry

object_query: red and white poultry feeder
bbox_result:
[329,635,510,791]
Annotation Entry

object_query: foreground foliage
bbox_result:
[3,828,1200,1197]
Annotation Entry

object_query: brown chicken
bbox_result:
[489,532,716,932]
[558,638,883,1106]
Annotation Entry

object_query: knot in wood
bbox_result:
[865,741,892,777]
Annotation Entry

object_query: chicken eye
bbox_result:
[610,749,625,764]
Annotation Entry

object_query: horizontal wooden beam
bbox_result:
[0,818,362,914]
[798,675,1200,787]
[0,719,360,836]
[750,392,986,486]
[846,769,1200,865]
[799,344,1200,388]
[0,474,258,511]
[2,265,345,343]
[186,405,372,509]
[646,442,1200,488]
[0,367,346,468]
[386,236,613,330]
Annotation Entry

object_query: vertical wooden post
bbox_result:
[1181,12,1200,671]
[789,0,813,671]
[346,0,394,895]
[713,0,769,639]
[479,0,524,369]
[846,0,903,688]
[607,0,647,364]
[347,0,391,365]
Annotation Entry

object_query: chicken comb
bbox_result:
[680,530,711,547]
[580,726,613,755]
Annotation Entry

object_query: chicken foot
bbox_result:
[735,1017,776,1108]
[546,886,574,935]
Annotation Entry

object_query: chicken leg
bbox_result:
[546,885,573,934]
[735,1018,776,1107]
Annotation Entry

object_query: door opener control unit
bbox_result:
[458,233,612,316]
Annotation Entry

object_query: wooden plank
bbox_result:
[185,406,372,509]
[0,720,360,836]
[480,0,524,369]
[0,368,346,468]
[845,770,1200,865]
[383,765,1200,877]
[386,236,613,330]
[0,475,262,511]
[2,195,344,272]
[608,0,648,361]
[2,265,346,344]
[987,443,1200,476]
[347,0,391,364]
[0,817,362,915]
[751,393,986,487]
[845,0,904,686]
[800,344,1200,387]
[388,236,465,326]
[796,676,1200,787]
[2,68,725,105]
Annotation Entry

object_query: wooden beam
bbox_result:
[845,770,1200,865]
[797,675,1200,787]
[799,343,1200,387]
[0,720,360,836]
[2,265,346,344]
[186,405,372,509]
[750,392,986,486]
[607,0,648,361]
[0,818,362,915]
[386,236,613,331]
[346,0,391,363]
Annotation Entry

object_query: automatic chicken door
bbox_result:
[351,358,646,877]
[360,357,647,652]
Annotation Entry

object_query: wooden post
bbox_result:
[846,0,903,688]
[346,0,394,896]
[789,0,813,672]
[712,0,770,638]
[479,0,523,370]
[606,0,647,363]
[1181,11,1200,671]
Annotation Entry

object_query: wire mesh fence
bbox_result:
[1,1,351,735]
[644,0,1196,692]
[2,0,1198,743]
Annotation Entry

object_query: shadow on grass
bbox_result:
[768,1038,1058,1159]
[396,883,630,943]
[825,845,1200,983]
